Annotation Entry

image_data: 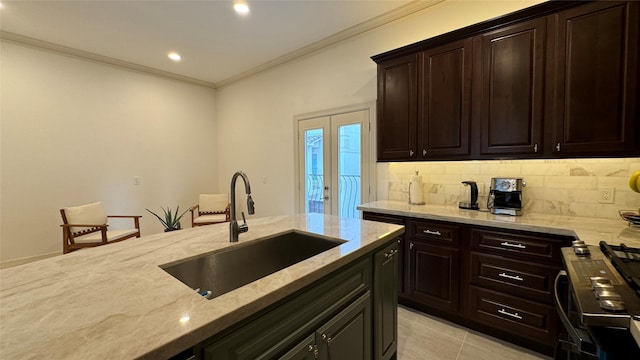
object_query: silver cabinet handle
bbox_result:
[409,149,415,156]
[500,241,526,249]
[321,333,332,342]
[499,272,524,281]
[422,149,427,156]
[384,249,397,258]
[308,345,318,356]
[533,144,538,153]
[498,309,522,320]
[410,242,414,250]
[423,229,442,236]
[556,142,561,152]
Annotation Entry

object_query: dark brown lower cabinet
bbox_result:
[404,219,461,314]
[466,285,559,346]
[407,240,460,313]
[363,211,573,356]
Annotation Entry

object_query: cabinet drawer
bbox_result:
[408,220,459,247]
[467,286,558,345]
[469,252,560,303]
[470,228,569,262]
[363,212,405,226]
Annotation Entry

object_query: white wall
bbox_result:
[0,0,550,264]
[0,42,218,264]
[215,0,547,217]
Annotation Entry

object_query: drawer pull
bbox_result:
[423,229,442,236]
[384,249,398,258]
[500,241,526,249]
[498,309,522,320]
[499,272,524,281]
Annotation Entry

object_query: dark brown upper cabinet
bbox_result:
[547,1,639,156]
[420,38,473,158]
[372,0,640,162]
[377,54,418,161]
[474,18,546,157]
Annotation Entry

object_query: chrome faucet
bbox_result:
[229,171,255,242]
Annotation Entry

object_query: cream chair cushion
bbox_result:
[73,229,140,244]
[194,214,228,224]
[63,201,108,234]
[199,194,228,213]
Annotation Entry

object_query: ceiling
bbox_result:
[0,0,432,88]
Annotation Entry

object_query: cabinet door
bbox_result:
[374,242,398,360]
[550,1,639,155]
[476,18,546,156]
[407,240,460,313]
[377,54,418,160]
[363,212,406,296]
[420,38,472,158]
[317,292,371,360]
[279,334,316,360]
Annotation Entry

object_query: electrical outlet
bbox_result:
[133,176,140,185]
[598,187,614,204]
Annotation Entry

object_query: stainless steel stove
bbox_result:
[555,241,640,359]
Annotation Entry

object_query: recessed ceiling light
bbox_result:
[233,0,249,15]
[168,52,181,62]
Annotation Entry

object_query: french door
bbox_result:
[297,109,370,219]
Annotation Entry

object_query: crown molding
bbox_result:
[0,30,217,89]
[1,0,443,90]
[215,0,445,88]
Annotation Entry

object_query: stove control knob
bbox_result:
[595,290,622,301]
[589,277,613,290]
[599,299,626,312]
[573,245,590,256]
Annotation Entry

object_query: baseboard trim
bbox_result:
[1,251,61,269]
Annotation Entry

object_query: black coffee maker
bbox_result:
[458,181,479,210]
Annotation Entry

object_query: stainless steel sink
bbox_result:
[161,231,345,300]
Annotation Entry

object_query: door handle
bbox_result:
[553,270,597,356]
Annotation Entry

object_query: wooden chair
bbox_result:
[60,201,141,254]
[190,194,230,227]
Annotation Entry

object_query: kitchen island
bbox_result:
[0,214,403,359]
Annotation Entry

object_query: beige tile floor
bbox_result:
[398,306,552,360]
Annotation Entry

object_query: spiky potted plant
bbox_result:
[146,206,190,232]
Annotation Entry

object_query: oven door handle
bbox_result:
[554,270,596,356]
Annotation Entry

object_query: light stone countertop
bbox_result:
[358,200,640,247]
[0,214,404,360]
[357,200,640,348]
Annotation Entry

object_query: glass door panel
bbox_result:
[336,123,361,219]
[298,117,330,215]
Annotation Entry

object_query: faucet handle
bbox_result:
[238,212,249,233]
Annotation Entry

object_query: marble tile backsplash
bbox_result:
[378,158,640,220]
